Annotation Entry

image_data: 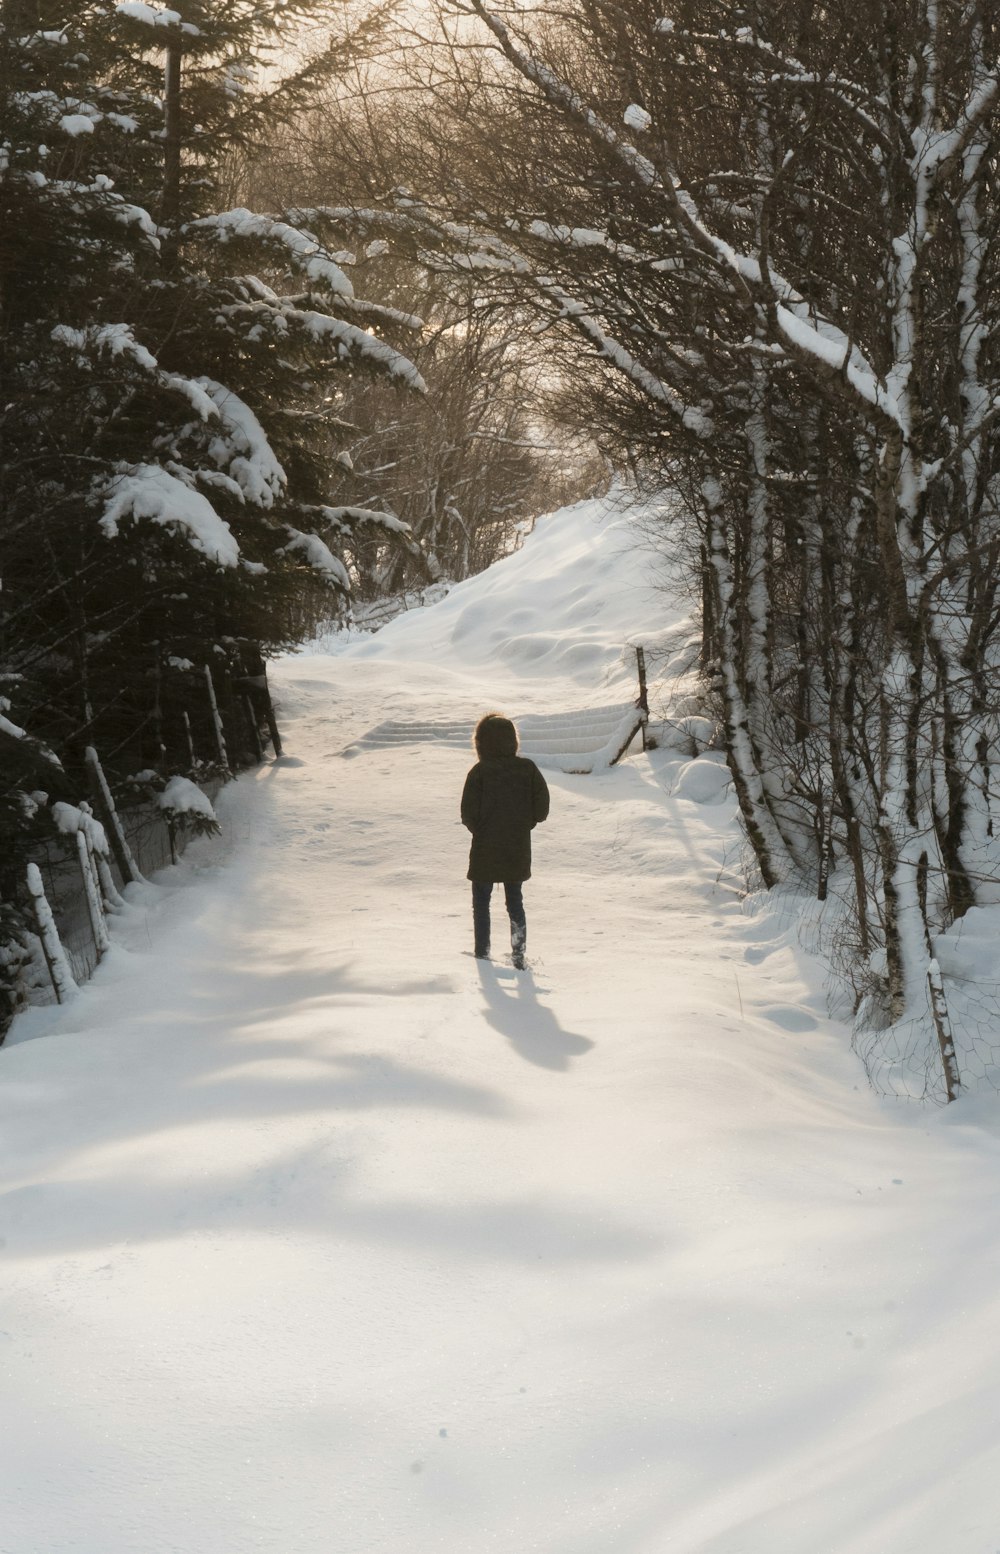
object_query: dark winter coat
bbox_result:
[461,755,550,882]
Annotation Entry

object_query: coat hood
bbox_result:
[474,713,518,759]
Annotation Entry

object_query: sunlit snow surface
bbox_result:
[5,493,1000,1553]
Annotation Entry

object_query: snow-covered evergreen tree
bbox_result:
[0,0,420,1027]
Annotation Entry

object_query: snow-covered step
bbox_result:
[341,719,474,755]
[341,702,644,773]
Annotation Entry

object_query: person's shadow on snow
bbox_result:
[477,964,594,1071]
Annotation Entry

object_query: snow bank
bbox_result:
[303,490,702,772]
[314,492,679,694]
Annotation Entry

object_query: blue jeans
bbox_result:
[472,881,525,958]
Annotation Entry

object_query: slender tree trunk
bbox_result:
[707,499,793,888]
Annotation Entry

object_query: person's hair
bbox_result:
[474,712,518,758]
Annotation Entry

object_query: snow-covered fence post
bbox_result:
[203,663,229,768]
[85,746,143,885]
[92,841,126,915]
[927,960,961,1103]
[165,812,178,866]
[25,864,76,1004]
[241,693,264,763]
[234,649,283,759]
[263,692,283,758]
[182,711,197,768]
[77,801,126,914]
[75,830,110,960]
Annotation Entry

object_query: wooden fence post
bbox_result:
[25,863,76,1003]
[93,845,126,913]
[242,694,264,763]
[234,645,283,759]
[204,663,229,767]
[261,681,283,757]
[75,831,110,959]
[182,710,196,768]
[78,801,126,913]
[85,746,143,885]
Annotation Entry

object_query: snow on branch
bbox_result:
[101,464,240,567]
[52,321,158,373]
[157,777,219,826]
[197,378,287,508]
[191,208,355,299]
[653,19,887,144]
[542,283,709,433]
[115,2,201,35]
[295,310,426,389]
[0,703,61,767]
[772,304,899,422]
[218,297,426,390]
[287,199,709,428]
[915,67,1000,182]
[17,28,69,46]
[525,220,636,256]
[14,89,102,136]
[50,322,218,419]
[200,209,425,332]
[465,0,659,189]
[38,175,160,247]
[318,505,411,534]
[0,710,28,743]
[286,202,519,282]
[345,297,425,331]
[456,4,902,430]
[280,527,350,588]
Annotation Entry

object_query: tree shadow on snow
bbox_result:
[477,964,594,1071]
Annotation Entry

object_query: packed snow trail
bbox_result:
[4,496,1000,1554]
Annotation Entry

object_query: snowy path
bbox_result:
[4,499,1000,1553]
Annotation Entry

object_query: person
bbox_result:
[461,712,550,968]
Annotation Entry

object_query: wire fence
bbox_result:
[737,875,1000,1106]
[22,776,226,997]
[9,653,284,1027]
[852,977,1000,1105]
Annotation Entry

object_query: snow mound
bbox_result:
[315,492,680,697]
[933,905,1000,982]
[673,752,731,803]
[296,490,697,772]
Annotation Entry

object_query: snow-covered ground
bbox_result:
[5,494,1000,1553]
